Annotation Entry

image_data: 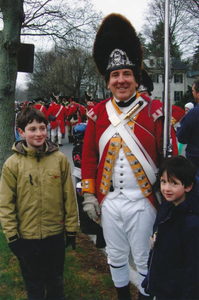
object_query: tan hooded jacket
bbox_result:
[0,140,78,243]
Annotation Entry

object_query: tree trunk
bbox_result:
[0,0,24,174]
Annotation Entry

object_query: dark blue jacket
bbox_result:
[142,179,199,299]
[176,104,199,159]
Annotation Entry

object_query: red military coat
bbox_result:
[46,104,67,133]
[67,102,86,125]
[81,94,178,210]
[34,103,47,117]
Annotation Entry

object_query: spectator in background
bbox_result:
[14,101,21,141]
[177,78,199,177]
[178,102,194,155]
[184,102,194,114]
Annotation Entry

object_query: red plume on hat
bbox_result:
[93,13,143,84]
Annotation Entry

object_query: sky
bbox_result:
[17,0,149,89]
[91,0,149,32]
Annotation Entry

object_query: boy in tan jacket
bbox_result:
[0,107,78,300]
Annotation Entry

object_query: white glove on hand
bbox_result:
[83,193,101,220]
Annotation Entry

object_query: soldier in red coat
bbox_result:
[138,70,185,130]
[46,96,68,146]
[67,98,87,143]
[34,99,47,118]
[81,14,178,300]
[85,91,95,112]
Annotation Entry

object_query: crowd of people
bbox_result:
[15,92,96,145]
[0,12,199,300]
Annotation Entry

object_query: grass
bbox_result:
[0,227,138,300]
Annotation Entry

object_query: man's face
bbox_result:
[18,120,47,151]
[107,69,138,101]
[192,84,199,102]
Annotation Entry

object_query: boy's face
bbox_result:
[160,171,193,206]
[18,120,47,151]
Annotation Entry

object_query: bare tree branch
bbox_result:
[0,0,103,48]
[141,0,199,58]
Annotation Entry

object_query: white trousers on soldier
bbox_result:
[101,195,156,293]
[51,126,62,138]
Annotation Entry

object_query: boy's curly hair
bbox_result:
[158,155,196,188]
[17,107,48,131]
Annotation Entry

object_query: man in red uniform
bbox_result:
[46,96,68,146]
[81,14,178,300]
[67,98,87,142]
[138,69,185,129]
[34,99,47,118]
[85,91,95,112]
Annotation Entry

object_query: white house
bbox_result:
[143,56,197,105]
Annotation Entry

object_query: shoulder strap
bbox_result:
[104,99,158,186]
[55,105,63,117]
[99,98,146,160]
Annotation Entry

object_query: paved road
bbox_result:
[57,135,76,188]
[58,136,74,169]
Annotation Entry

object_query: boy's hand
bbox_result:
[9,239,22,258]
[83,193,101,221]
[65,232,76,250]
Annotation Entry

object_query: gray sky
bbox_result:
[17,0,149,89]
[91,0,149,32]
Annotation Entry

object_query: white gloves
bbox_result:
[83,193,101,220]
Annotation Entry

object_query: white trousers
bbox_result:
[101,194,156,293]
[51,126,62,138]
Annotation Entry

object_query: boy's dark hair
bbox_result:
[158,155,196,188]
[17,107,48,131]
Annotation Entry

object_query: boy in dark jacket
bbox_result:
[0,108,78,300]
[142,155,199,300]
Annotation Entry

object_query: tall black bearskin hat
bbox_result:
[138,69,154,96]
[85,90,92,101]
[93,13,143,84]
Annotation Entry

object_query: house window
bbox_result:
[157,59,164,66]
[174,74,183,83]
[174,91,183,101]
[151,74,159,83]
[150,59,154,66]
